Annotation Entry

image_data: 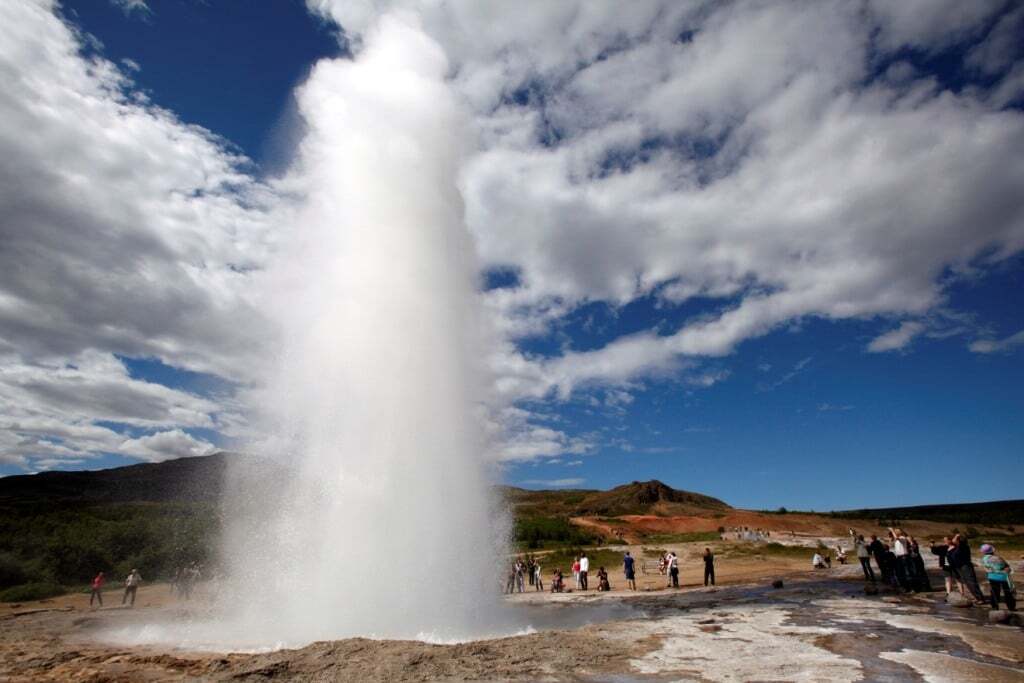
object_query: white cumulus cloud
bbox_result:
[3,0,1024,468]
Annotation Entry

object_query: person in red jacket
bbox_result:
[90,571,105,607]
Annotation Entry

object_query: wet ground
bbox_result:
[1,572,1022,681]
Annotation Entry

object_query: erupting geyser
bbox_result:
[216,14,507,644]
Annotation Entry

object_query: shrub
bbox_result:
[514,516,600,549]
[0,582,65,603]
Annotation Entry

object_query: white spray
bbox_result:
[215,13,506,644]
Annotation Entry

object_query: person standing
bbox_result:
[889,529,911,591]
[572,557,581,590]
[931,538,953,595]
[909,538,932,592]
[579,552,589,591]
[703,548,715,586]
[515,559,525,593]
[868,534,888,582]
[949,534,986,603]
[668,551,679,588]
[534,561,544,591]
[623,551,636,591]
[855,535,875,581]
[122,568,142,607]
[89,571,105,607]
[980,544,1016,611]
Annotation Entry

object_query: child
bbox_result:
[551,569,564,593]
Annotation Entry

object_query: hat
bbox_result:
[980,544,994,555]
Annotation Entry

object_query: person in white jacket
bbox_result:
[122,568,142,606]
[579,553,590,590]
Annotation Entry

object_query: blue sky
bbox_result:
[0,1,1022,511]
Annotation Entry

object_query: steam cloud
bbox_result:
[217,13,506,644]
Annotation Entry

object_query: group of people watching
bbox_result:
[932,534,1016,611]
[505,556,546,593]
[88,564,205,608]
[89,568,142,608]
[846,529,1016,611]
[846,528,933,592]
[505,553,620,594]
[517,548,717,595]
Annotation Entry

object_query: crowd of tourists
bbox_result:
[88,563,204,609]
[504,552,612,593]
[505,556,546,593]
[506,548,718,594]
[845,529,1016,611]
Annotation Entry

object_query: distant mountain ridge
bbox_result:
[1,455,729,517]
[1,454,1019,524]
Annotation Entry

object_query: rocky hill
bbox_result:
[502,479,731,518]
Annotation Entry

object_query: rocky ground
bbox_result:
[1,563,1023,682]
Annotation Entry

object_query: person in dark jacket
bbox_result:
[882,545,899,589]
[909,538,932,592]
[702,548,715,586]
[931,537,953,596]
[948,534,985,602]
[868,535,888,582]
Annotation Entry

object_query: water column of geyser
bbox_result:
[220,14,507,644]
